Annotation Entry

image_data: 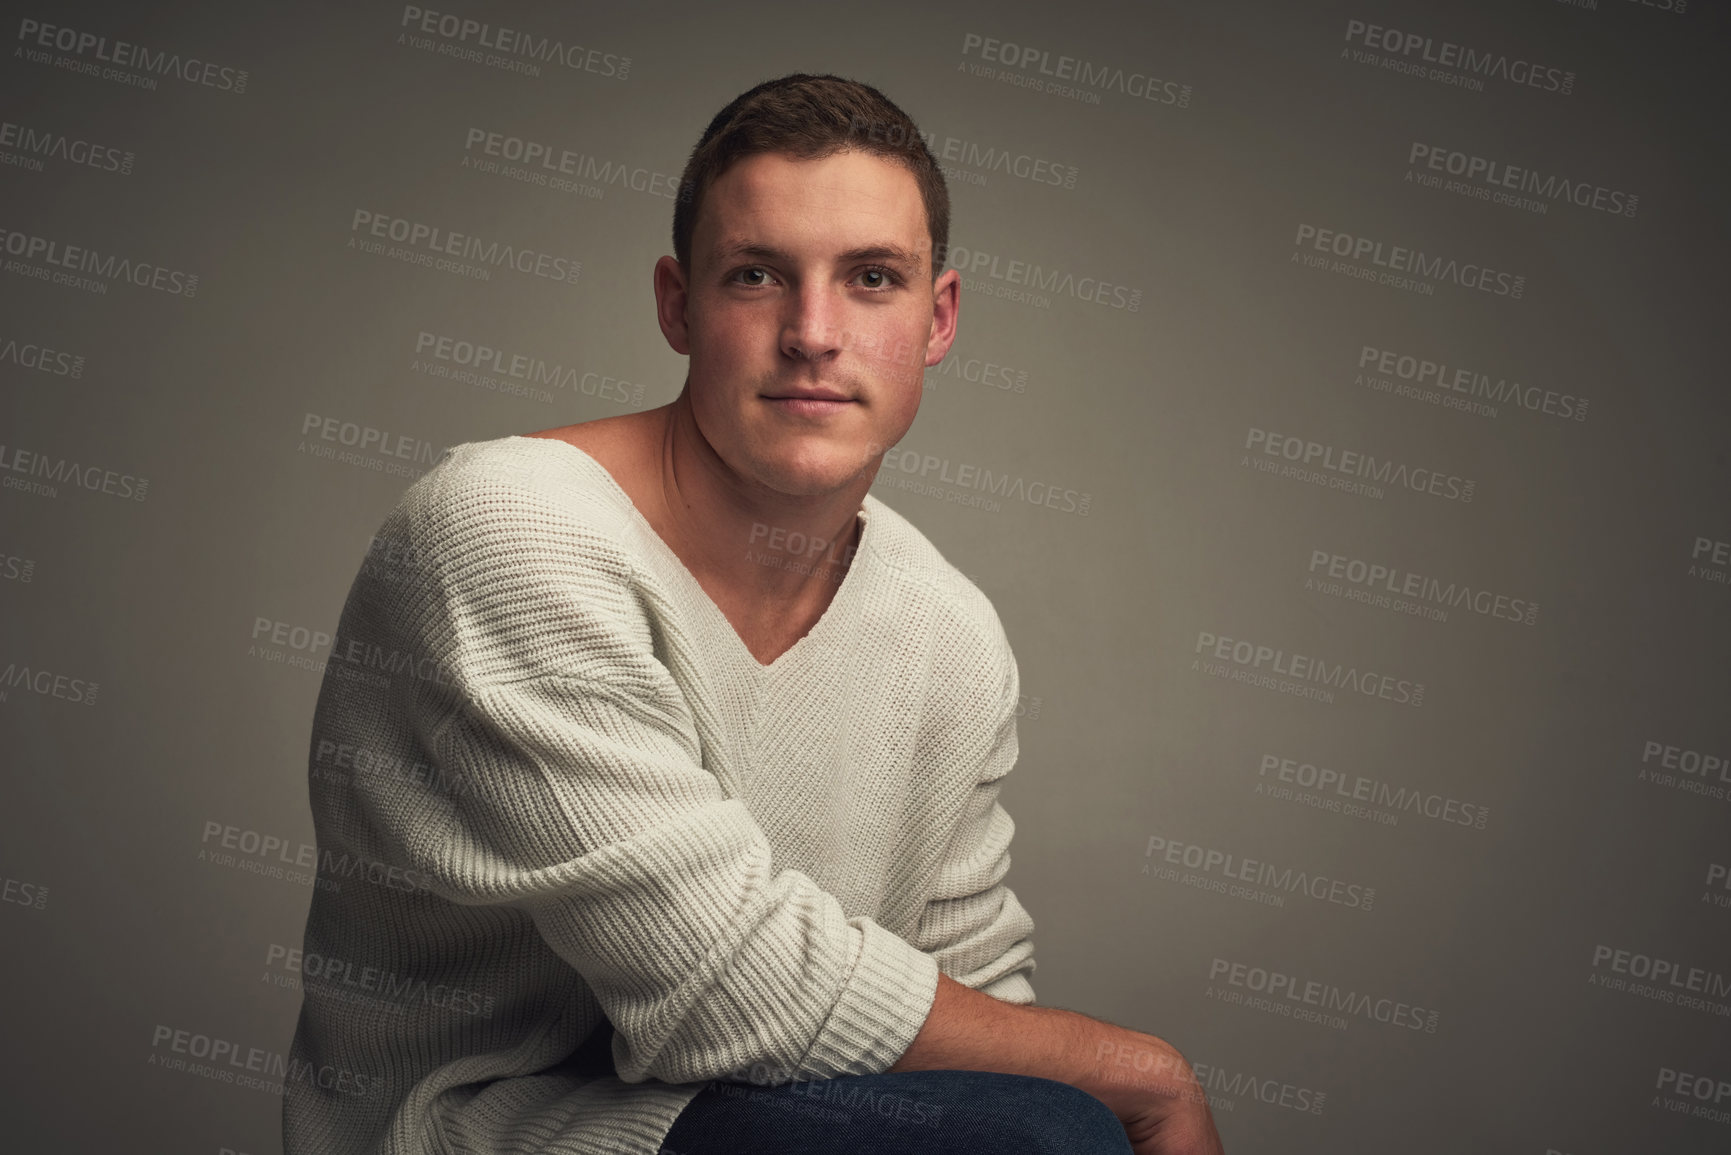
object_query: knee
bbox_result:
[978,1074,1132,1154]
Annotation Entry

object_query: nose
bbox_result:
[781,280,842,364]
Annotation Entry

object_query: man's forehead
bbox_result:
[697,151,929,260]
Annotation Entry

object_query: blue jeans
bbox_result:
[659,1068,1134,1154]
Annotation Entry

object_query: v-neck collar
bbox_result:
[510,434,873,677]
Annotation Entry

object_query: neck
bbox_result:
[648,390,869,605]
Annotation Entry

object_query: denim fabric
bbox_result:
[659,1068,1134,1154]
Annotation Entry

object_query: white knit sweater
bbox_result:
[283,435,1037,1154]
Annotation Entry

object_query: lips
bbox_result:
[763,388,853,402]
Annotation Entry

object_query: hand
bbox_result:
[1085,1032,1225,1154]
[1123,1090,1226,1155]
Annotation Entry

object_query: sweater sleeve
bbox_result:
[903,632,1037,1004]
[356,467,940,1087]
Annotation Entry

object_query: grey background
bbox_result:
[2,0,1727,1151]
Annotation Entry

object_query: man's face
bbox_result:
[656,149,958,497]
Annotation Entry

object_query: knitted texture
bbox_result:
[283,435,1036,1154]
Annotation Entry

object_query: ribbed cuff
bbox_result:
[801,917,940,1080]
[980,971,1036,1005]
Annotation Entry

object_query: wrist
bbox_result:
[1074,1028,1207,1123]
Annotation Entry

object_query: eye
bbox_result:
[857,266,899,290]
[733,266,773,287]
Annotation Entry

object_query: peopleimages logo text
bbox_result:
[1245,427,1475,503]
[1145,835,1376,911]
[1342,18,1574,94]
[1258,753,1491,830]
[1209,957,1439,1032]
[1307,548,1537,626]
[1357,344,1587,422]
[960,33,1191,106]
[1195,629,1425,706]
[398,6,629,78]
[0,226,198,296]
[1408,143,1636,218]
[0,118,134,173]
[15,17,250,92]
[0,443,149,500]
[349,211,580,284]
[878,446,1091,515]
[1294,224,1523,298]
[934,241,1141,311]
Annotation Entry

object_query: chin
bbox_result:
[751,448,867,497]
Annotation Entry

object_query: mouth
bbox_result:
[761,388,854,402]
[761,384,858,419]
[762,394,856,417]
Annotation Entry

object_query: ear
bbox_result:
[654,255,692,355]
[925,267,960,367]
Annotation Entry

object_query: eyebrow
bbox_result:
[713,239,926,271]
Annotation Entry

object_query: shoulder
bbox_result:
[353,435,664,637]
[396,435,639,570]
[859,495,1017,698]
[358,435,676,692]
[414,433,629,517]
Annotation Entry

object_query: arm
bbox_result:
[349,470,939,1087]
[889,974,1224,1152]
[426,671,938,1086]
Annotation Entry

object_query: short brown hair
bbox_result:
[672,73,950,278]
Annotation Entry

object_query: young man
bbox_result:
[284,75,1223,1155]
